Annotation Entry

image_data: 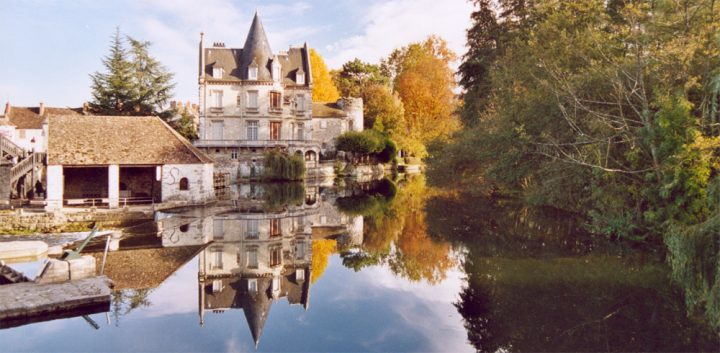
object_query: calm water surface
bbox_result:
[1,176,718,352]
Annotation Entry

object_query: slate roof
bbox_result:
[312,102,348,119]
[47,115,213,165]
[203,13,310,86]
[6,106,81,129]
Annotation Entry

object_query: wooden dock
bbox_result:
[0,276,112,329]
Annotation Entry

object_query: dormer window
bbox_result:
[248,66,258,80]
[296,72,305,85]
[272,64,281,82]
[212,67,223,79]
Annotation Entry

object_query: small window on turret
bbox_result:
[212,67,223,79]
[297,72,305,85]
[248,67,258,80]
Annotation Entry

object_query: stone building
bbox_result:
[194,13,363,181]
[44,115,214,210]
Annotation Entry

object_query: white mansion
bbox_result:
[195,13,363,180]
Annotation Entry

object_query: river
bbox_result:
[0,175,718,352]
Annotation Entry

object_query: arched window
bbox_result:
[179,178,189,191]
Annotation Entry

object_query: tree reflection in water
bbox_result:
[426,193,719,352]
[337,175,457,284]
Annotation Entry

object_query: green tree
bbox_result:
[333,59,389,98]
[89,28,135,115]
[90,28,175,116]
[126,37,175,115]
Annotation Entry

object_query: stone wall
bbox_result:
[161,163,215,204]
[0,164,11,200]
[0,210,151,234]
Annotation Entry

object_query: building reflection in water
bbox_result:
[155,184,363,347]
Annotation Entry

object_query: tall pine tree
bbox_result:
[89,28,175,116]
[89,28,135,115]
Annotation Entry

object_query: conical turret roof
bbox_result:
[241,277,273,347]
[241,12,273,81]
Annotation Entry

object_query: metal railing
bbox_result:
[63,196,155,207]
[194,139,321,149]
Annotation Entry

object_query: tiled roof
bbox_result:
[47,115,213,165]
[312,102,348,119]
[6,106,81,129]
[89,246,203,290]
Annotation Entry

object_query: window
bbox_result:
[212,279,223,293]
[212,90,223,108]
[213,67,223,79]
[247,91,258,109]
[296,269,305,281]
[246,219,259,239]
[272,277,280,292]
[212,248,223,270]
[213,219,224,239]
[248,66,258,80]
[270,122,281,140]
[296,123,304,140]
[270,92,281,110]
[179,178,189,191]
[270,218,281,237]
[272,64,281,81]
[236,94,242,107]
[246,249,258,268]
[296,95,305,112]
[211,120,224,140]
[248,278,258,293]
[295,243,305,259]
[230,149,238,159]
[246,121,258,140]
[296,72,305,85]
[270,247,281,267]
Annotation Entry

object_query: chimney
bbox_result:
[4,102,9,115]
[213,42,225,48]
[82,102,89,115]
[39,102,45,116]
[170,101,177,110]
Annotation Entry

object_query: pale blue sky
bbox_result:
[1,0,473,107]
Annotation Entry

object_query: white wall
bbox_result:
[12,128,45,152]
[45,165,63,210]
[161,163,215,203]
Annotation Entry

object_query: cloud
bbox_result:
[323,0,473,69]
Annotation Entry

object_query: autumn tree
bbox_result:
[309,48,340,102]
[383,36,460,156]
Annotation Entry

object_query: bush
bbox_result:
[263,151,306,181]
[336,130,397,163]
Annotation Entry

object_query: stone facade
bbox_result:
[194,13,363,180]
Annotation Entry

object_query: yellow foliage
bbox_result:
[311,239,337,284]
[310,49,340,102]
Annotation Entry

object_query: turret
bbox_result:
[241,12,273,81]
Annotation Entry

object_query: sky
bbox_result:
[0,0,474,108]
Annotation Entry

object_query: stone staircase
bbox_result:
[0,135,45,200]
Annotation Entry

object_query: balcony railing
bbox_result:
[194,139,320,149]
